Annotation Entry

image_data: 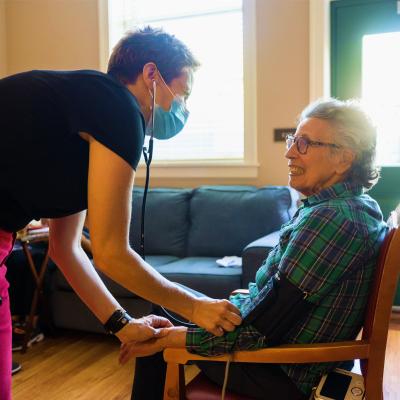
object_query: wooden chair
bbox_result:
[163,212,400,400]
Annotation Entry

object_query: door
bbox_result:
[331,0,400,305]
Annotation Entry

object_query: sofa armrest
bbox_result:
[241,230,280,287]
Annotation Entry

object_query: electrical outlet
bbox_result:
[274,128,296,142]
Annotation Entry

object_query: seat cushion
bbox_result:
[51,255,240,300]
[52,255,180,298]
[186,373,254,400]
[187,186,297,257]
[51,290,153,332]
[156,257,242,298]
[129,187,192,257]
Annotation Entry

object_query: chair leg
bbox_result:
[364,367,384,400]
[164,363,185,400]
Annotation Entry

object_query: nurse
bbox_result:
[0,26,241,399]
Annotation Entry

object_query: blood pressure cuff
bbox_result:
[241,273,313,346]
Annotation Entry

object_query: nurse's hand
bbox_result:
[191,297,242,337]
[115,314,173,343]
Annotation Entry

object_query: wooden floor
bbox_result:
[12,332,134,400]
[384,314,400,400]
[12,314,400,399]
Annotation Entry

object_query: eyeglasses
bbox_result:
[285,134,341,155]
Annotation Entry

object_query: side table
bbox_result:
[17,233,49,353]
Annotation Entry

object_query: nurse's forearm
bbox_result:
[94,248,197,320]
[52,247,120,324]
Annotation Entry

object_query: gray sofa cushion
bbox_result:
[187,186,296,257]
[156,257,242,298]
[51,291,153,332]
[129,188,192,257]
[241,231,281,287]
[53,255,180,298]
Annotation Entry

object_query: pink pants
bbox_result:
[0,229,14,400]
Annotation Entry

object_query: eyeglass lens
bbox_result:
[297,137,308,154]
[286,136,308,154]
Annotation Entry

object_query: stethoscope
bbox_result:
[140,80,196,327]
[141,82,231,398]
[140,80,156,259]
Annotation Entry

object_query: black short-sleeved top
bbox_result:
[0,70,145,232]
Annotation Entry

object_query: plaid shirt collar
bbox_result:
[302,181,363,207]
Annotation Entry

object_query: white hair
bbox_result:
[300,98,379,189]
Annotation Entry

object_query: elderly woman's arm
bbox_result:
[119,326,188,362]
[119,323,267,363]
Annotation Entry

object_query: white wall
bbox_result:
[6,0,99,74]
[0,0,7,77]
[255,0,309,187]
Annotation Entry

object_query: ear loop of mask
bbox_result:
[157,69,176,100]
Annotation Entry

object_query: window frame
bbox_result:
[97,0,258,178]
[309,0,331,101]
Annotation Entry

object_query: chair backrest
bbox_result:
[360,210,400,383]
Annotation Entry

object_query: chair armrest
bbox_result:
[164,340,369,365]
[163,341,369,400]
[241,230,280,287]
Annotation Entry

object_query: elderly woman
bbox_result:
[122,98,387,400]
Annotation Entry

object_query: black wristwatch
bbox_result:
[103,309,133,335]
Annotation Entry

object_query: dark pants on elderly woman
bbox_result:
[131,349,306,400]
[130,285,306,400]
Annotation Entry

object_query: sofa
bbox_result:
[48,185,298,333]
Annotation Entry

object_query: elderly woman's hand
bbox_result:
[119,326,187,364]
[119,337,165,364]
[115,314,173,344]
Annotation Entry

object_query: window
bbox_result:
[105,0,258,178]
[362,32,400,165]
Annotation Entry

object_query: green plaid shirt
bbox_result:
[186,182,387,395]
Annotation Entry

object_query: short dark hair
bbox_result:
[107,26,200,84]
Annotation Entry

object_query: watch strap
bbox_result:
[103,309,133,335]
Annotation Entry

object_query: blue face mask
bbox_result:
[145,69,190,140]
[149,96,190,140]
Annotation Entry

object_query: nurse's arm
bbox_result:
[49,211,169,343]
[85,136,241,336]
